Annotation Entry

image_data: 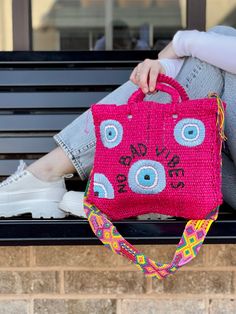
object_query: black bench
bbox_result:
[0,51,235,245]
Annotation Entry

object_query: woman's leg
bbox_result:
[53,56,225,184]
[27,147,76,181]
[27,25,232,183]
[52,81,139,181]
[221,71,236,165]
[57,54,228,218]
[25,82,138,181]
[222,153,236,209]
[209,26,236,209]
[29,26,236,204]
[27,57,224,182]
[218,70,236,209]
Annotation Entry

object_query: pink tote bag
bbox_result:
[84,74,226,279]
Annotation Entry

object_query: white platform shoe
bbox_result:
[0,160,70,218]
[59,191,86,218]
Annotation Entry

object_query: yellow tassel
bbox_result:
[208,92,227,144]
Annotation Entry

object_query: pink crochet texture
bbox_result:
[87,74,225,220]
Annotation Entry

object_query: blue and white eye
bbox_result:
[100,120,123,148]
[174,118,205,147]
[128,160,166,194]
[93,173,114,199]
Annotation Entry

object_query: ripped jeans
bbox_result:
[54,25,236,210]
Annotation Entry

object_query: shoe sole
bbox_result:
[0,200,67,219]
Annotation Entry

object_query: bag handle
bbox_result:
[84,192,218,279]
[128,74,189,106]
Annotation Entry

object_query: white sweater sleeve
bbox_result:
[172,30,236,74]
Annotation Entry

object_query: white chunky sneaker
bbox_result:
[59,191,86,218]
[0,160,71,219]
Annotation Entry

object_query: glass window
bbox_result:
[0,0,13,51]
[206,0,236,29]
[31,0,186,51]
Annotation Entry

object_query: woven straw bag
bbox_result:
[83,74,226,279]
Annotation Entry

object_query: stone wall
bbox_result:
[0,244,236,313]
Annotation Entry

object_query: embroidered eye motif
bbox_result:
[128,160,166,194]
[174,118,205,147]
[100,120,123,148]
[93,173,114,199]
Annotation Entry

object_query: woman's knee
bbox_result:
[207,25,236,36]
[176,57,224,99]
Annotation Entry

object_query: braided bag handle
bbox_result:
[128,73,189,105]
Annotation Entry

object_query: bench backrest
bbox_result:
[0,51,159,179]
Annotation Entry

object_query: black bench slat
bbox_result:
[0,137,57,154]
[0,218,235,246]
[0,114,80,131]
[0,159,35,176]
[0,69,131,86]
[0,92,109,109]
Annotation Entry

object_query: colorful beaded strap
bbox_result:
[84,193,218,279]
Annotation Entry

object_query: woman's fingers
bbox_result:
[149,62,162,92]
[129,66,139,85]
[138,60,152,93]
[130,59,165,93]
[130,63,142,86]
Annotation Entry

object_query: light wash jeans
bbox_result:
[54,25,236,210]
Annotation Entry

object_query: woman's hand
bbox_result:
[130,59,165,94]
[129,41,179,94]
[158,41,178,59]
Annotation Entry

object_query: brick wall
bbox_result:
[0,244,236,314]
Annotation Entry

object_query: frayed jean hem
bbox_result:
[53,133,88,181]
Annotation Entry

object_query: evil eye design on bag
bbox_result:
[174,118,205,147]
[128,160,166,194]
[93,173,114,199]
[100,120,123,148]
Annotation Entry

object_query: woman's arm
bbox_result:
[131,27,236,93]
[172,30,236,74]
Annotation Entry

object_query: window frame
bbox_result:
[12,0,206,53]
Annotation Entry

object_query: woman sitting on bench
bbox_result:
[0,25,235,219]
